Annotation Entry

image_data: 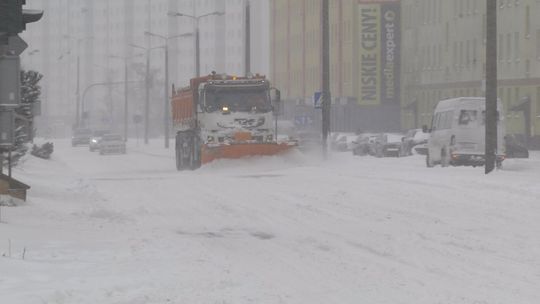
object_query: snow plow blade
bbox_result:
[201,142,295,164]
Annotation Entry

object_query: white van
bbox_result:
[426,97,506,168]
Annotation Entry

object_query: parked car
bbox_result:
[89,130,111,152]
[352,132,408,157]
[331,132,357,152]
[352,133,377,156]
[71,128,92,147]
[296,130,322,152]
[381,133,405,157]
[414,143,429,155]
[401,128,430,156]
[99,134,126,155]
[504,134,529,158]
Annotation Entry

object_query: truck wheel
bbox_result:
[176,137,185,171]
[189,135,201,170]
[426,153,435,168]
[441,148,450,167]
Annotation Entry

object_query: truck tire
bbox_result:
[441,147,450,167]
[189,134,201,170]
[176,134,186,171]
[426,153,435,168]
[176,131,201,171]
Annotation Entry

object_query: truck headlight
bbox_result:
[207,136,215,143]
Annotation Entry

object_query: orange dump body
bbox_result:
[201,142,294,164]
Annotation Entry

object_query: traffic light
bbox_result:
[0,0,43,35]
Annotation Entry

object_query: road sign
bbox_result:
[0,110,14,149]
[294,115,313,126]
[313,91,323,109]
[7,35,27,55]
[0,55,20,107]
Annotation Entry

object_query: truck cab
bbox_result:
[197,78,275,145]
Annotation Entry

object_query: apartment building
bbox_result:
[20,0,269,137]
[402,0,540,147]
[270,0,402,132]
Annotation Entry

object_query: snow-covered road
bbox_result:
[2,139,540,304]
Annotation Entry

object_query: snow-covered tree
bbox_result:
[9,70,43,164]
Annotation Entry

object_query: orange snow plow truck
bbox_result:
[171,73,296,170]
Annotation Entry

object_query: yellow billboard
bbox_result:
[357,0,401,106]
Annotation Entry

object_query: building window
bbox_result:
[506,33,512,61]
[499,34,504,61]
[514,32,520,62]
[459,41,464,67]
[536,87,540,116]
[473,38,478,65]
[525,5,530,38]
[466,40,471,66]
[537,29,540,60]
[507,88,512,115]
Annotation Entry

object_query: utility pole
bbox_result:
[321,0,331,158]
[485,0,497,174]
[164,46,169,148]
[195,19,200,77]
[245,0,251,76]
[124,60,128,142]
[144,49,150,144]
[75,55,80,127]
[146,0,151,144]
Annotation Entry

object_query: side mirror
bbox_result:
[270,88,281,103]
[270,88,281,115]
[422,124,429,133]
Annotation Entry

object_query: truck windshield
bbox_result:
[205,86,271,113]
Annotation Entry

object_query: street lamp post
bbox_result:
[129,43,165,144]
[109,54,136,142]
[168,11,224,77]
[60,35,93,129]
[144,31,193,149]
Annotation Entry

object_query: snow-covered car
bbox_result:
[505,134,529,158]
[401,128,430,156]
[89,130,111,152]
[381,133,405,157]
[71,128,92,147]
[331,133,357,152]
[296,130,322,152]
[352,133,377,156]
[414,143,429,155]
[99,134,126,155]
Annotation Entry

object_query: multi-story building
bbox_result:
[270,0,402,132]
[21,0,269,138]
[401,0,540,147]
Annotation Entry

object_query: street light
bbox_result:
[61,35,93,128]
[144,31,192,149]
[109,54,143,142]
[129,43,166,145]
[167,10,224,77]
